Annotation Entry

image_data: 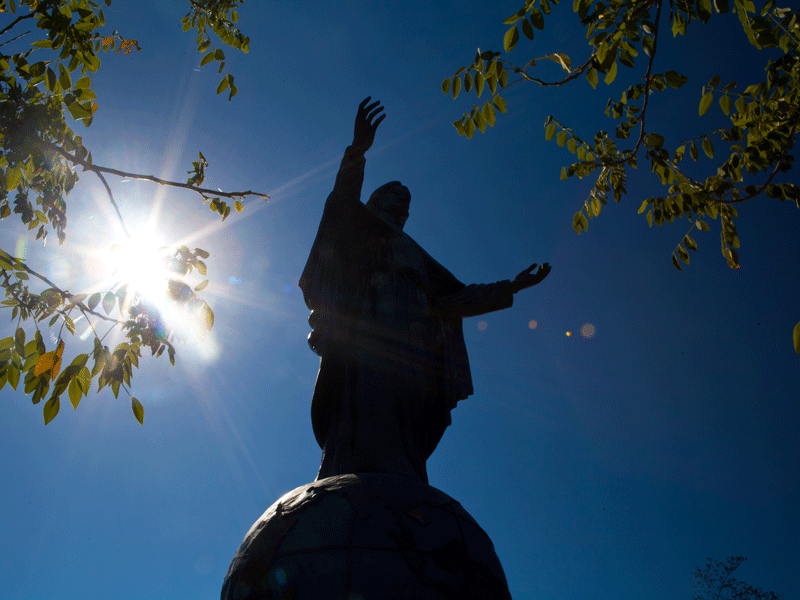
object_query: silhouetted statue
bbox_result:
[299,98,550,484]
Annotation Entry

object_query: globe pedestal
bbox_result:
[221,472,512,599]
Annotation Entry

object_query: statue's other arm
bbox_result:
[434,263,551,319]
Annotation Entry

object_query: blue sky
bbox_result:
[1,1,798,598]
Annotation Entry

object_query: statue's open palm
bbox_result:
[353,97,385,153]
[512,262,551,292]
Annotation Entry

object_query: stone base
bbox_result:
[221,472,512,599]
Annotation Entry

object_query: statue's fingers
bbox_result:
[364,101,382,116]
[371,113,386,130]
[358,97,372,111]
[367,106,384,123]
[527,263,537,273]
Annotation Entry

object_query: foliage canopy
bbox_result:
[0,0,266,424]
[443,0,799,352]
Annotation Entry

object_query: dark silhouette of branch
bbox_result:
[39,138,269,201]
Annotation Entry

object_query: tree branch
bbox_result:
[0,12,35,38]
[38,138,269,201]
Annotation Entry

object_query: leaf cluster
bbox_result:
[182,0,249,100]
[0,1,262,421]
[444,0,799,275]
[0,242,215,424]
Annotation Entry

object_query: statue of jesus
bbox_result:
[299,98,551,485]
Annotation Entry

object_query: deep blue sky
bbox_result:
[1,2,798,599]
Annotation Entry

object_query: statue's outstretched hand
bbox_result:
[511,262,551,293]
[352,97,385,154]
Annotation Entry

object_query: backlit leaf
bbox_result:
[545,123,557,141]
[504,25,519,52]
[102,292,115,315]
[492,96,507,113]
[696,219,710,231]
[586,67,598,89]
[702,138,714,158]
[664,70,688,89]
[452,75,461,99]
[43,397,60,425]
[132,397,144,425]
[794,321,800,353]
[441,78,450,94]
[719,95,732,115]
[699,91,714,115]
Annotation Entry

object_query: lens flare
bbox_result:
[580,323,596,338]
[477,320,488,331]
[528,320,538,329]
[565,331,572,337]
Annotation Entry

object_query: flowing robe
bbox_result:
[299,147,514,484]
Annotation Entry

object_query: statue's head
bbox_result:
[367,181,410,230]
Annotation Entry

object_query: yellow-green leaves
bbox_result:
[699,91,714,115]
[132,397,144,425]
[586,67,598,89]
[5,166,22,191]
[793,322,800,353]
[504,25,520,52]
[43,397,60,425]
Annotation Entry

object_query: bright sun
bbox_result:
[104,229,171,303]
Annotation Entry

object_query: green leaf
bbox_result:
[530,8,545,29]
[492,96,507,113]
[5,166,22,191]
[132,397,144,425]
[464,117,475,139]
[696,219,710,232]
[637,200,649,214]
[216,76,230,94]
[200,51,215,67]
[45,67,58,93]
[690,142,698,161]
[68,377,81,409]
[567,139,577,154]
[708,75,721,87]
[504,26,520,52]
[556,131,568,147]
[699,91,714,116]
[664,70,688,89]
[87,292,101,311]
[68,101,93,120]
[794,321,800,353]
[43,396,60,425]
[684,234,698,251]
[522,18,534,40]
[58,63,71,90]
[714,0,729,13]
[452,76,461,99]
[646,208,653,227]
[719,95,732,115]
[474,110,486,133]
[102,292,115,315]
[441,78,451,94]
[586,67,598,89]
[604,61,617,85]
[482,103,496,127]
[475,72,484,98]
[702,138,714,158]
[214,49,225,61]
[645,133,664,148]
[545,123,557,141]
[194,280,209,292]
[672,254,682,270]
[464,72,473,93]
